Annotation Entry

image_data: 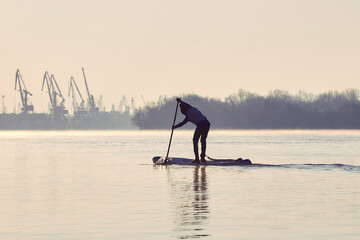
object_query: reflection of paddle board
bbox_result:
[152,156,252,166]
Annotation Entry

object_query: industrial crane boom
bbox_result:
[82,68,91,102]
[81,67,99,115]
[42,71,54,108]
[41,71,68,118]
[68,76,84,102]
[50,74,65,101]
[15,69,34,114]
[82,67,94,107]
[68,76,85,112]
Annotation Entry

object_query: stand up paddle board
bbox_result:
[153,156,252,166]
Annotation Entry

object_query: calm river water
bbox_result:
[0,130,359,240]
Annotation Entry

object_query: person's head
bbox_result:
[180,103,190,115]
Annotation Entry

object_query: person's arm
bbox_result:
[172,117,188,129]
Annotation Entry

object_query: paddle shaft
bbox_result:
[165,101,180,163]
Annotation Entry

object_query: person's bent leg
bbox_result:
[200,121,210,161]
[200,134,206,161]
[193,128,201,161]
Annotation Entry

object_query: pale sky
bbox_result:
[1,0,359,112]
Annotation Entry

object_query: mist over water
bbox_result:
[0,130,359,239]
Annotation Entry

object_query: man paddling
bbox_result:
[172,98,211,163]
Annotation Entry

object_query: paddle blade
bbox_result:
[153,156,167,165]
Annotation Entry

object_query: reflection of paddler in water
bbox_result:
[164,166,210,239]
[192,166,209,224]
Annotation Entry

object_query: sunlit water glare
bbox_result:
[0,130,359,239]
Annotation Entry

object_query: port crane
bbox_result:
[41,71,68,119]
[119,95,130,113]
[68,76,85,115]
[141,95,146,106]
[82,67,99,116]
[1,95,5,113]
[14,69,34,114]
[131,97,136,113]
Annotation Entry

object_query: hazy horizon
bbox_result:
[1,0,359,112]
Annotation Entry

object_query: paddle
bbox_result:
[164,101,180,164]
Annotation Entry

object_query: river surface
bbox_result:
[0,130,359,240]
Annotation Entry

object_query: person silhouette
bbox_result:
[172,98,211,163]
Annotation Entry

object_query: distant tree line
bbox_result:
[131,89,360,129]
